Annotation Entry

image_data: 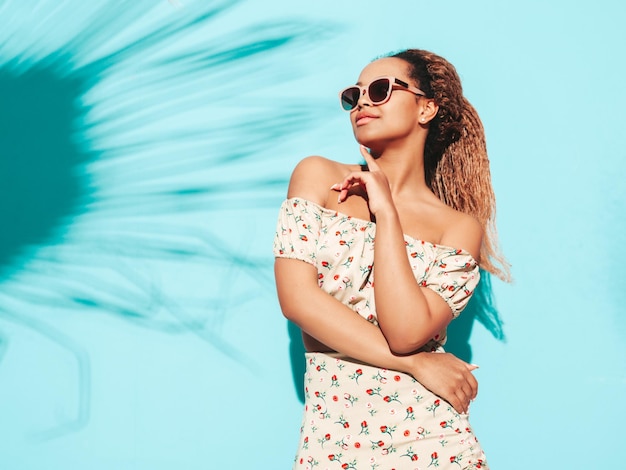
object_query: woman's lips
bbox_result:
[355,113,377,126]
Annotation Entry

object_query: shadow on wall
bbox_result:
[0,62,94,282]
[288,270,505,403]
[446,271,504,361]
[0,0,335,439]
[0,60,96,439]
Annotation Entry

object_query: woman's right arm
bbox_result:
[276,257,414,371]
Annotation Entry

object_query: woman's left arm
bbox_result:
[333,147,482,354]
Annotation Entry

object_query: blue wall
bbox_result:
[1,1,624,468]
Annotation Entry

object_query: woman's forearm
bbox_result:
[275,258,418,374]
[373,210,449,353]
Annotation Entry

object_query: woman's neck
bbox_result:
[371,144,431,200]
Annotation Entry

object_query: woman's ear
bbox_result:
[419,99,439,125]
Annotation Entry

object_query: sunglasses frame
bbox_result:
[339,76,426,111]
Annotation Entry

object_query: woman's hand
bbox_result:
[331,145,394,215]
[409,352,479,414]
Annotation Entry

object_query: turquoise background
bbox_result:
[1,0,625,468]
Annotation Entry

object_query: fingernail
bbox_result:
[470,364,479,369]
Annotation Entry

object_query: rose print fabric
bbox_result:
[296,353,488,470]
[273,198,487,469]
[273,198,480,323]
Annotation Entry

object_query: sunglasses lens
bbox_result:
[368,78,391,103]
[341,87,360,111]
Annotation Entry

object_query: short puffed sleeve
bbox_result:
[273,198,322,267]
[424,248,480,318]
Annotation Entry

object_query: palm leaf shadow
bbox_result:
[0,0,337,438]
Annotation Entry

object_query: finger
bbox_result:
[461,383,474,408]
[459,377,478,401]
[334,172,370,203]
[337,172,369,189]
[465,367,478,398]
[339,187,349,203]
[333,163,375,193]
[337,181,361,203]
[456,388,471,414]
[463,368,478,399]
[468,374,478,400]
[448,393,464,414]
[359,145,380,171]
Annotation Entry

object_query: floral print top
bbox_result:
[273,198,480,350]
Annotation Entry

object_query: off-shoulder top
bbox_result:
[273,197,480,350]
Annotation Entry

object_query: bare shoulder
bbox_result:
[287,156,354,206]
[438,207,483,262]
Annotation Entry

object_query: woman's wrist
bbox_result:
[372,204,400,224]
[392,350,425,379]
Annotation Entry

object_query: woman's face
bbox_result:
[349,58,422,150]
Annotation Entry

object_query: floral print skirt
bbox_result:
[293,352,489,470]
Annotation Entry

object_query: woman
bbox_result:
[273,49,508,469]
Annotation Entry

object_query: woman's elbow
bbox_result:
[388,341,421,355]
[276,291,300,321]
[279,302,299,322]
[276,285,314,323]
[275,259,319,322]
[385,331,428,355]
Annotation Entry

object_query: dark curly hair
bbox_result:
[391,49,510,281]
